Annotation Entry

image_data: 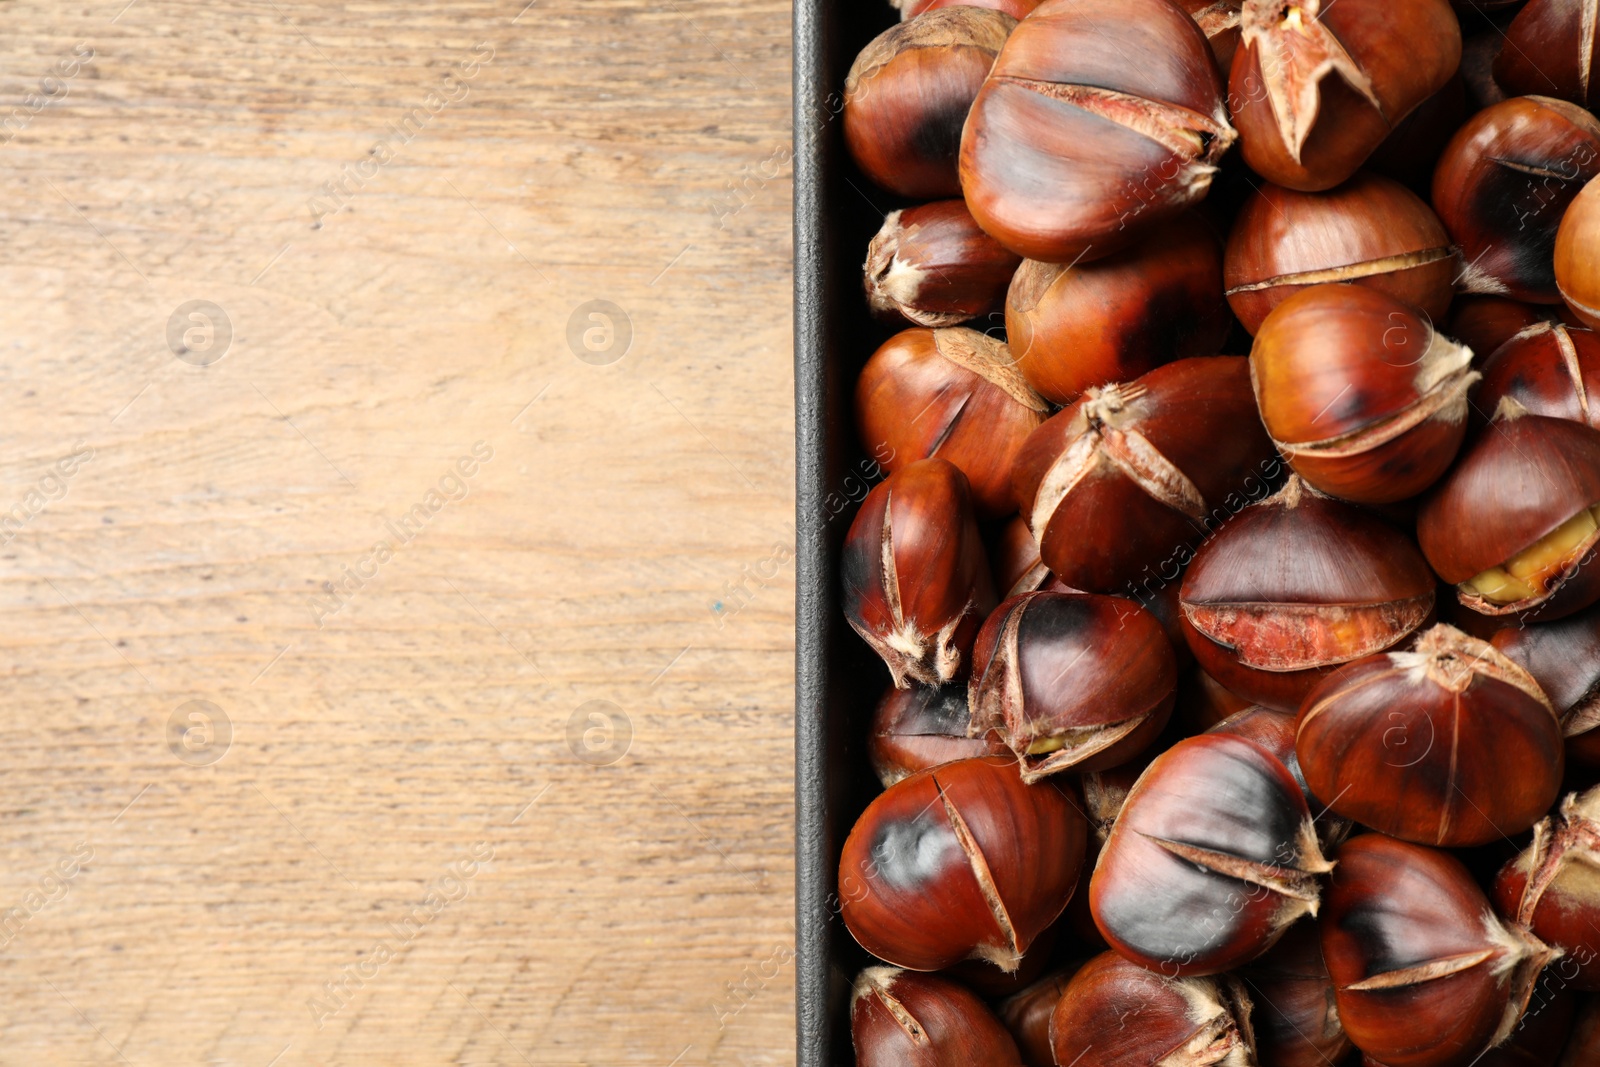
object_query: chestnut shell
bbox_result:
[1477,321,1600,431]
[852,966,1023,1065]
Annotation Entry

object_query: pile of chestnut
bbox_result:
[833,0,1600,1063]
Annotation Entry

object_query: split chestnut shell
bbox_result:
[1493,786,1600,992]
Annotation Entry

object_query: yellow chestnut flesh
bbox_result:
[1463,504,1600,604]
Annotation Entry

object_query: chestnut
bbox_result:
[1049,951,1255,1067]
[1432,96,1600,305]
[944,920,1062,999]
[1494,785,1600,992]
[997,965,1080,1067]
[839,755,1087,972]
[1224,173,1455,336]
[967,591,1177,780]
[864,200,1023,328]
[851,966,1022,1065]
[868,682,1009,787]
[1249,284,1478,503]
[1477,321,1600,430]
[1012,356,1278,595]
[1491,601,1600,758]
[894,0,1041,19]
[1241,920,1354,1067]
[841,458,997,687]
[855,327,1048,517]
[1179,476,1437,712]
[1416,407,1600,622]
[1448,296,1560,363]
[844,7,1017,199]
[1177,0,1244,71]
[1228,0,1461,191]
[1321,834,1557,1067]
[1090,733,1333,976]
[1556,174,1600,330]
[959,0,1236,263]
[1494,0,1600,110]
[1296,624,1564,847]
[1206,705,1350,848]
[1004,213,1230,406]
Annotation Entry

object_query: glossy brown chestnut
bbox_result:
[1417,407,1600,621]
[841,458,997,687]
[1012,356,1278,595]
[1180,477,1437,712]
[855,327,1048,517]
[1432,96,1600,305]
[839,755,1087,972]
[1241,921,1354,1067]
[1250,284,1477,503]
[1494,0,1600,110]
[968,591,1177,780]
[959,0,1236,263]
[1090,733,1333,976]
[1494,786,1600,992]
[1322,834,1557,1067]
[868,682,1010,788]
[1004,213,1230,405]
[844,7,1017,199]
[1178,0,1244,71]
[1049,951,1256,1067]
[998,965,1080,1067]
[851,966,1023,1066]
[1477,321,1600,430]
[1228,0,1461,191]
[895,0,1041,19]
[1448,296,1559,363]
[864,200,1023,328]
[1207,705,1349,848]
[1492,601,1600,759]
[1556,174,1600,330]
[1224,174,1455,336]
[1296,624,1564,847]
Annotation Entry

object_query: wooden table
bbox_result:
[0,1,797,1062]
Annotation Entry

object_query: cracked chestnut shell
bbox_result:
[1494,786,1600,992]
[1228,0,1461,191]
[1090,733,1333,976]
[1432,96,1600,305]
[844,7,1017,199]
[959,0,1236,263]
[1477,321,1600,431]
[1004,212,1231,406]
[1250,284,1478,503]
[998,965,1081,1067]
[1557,174,1600,331]
[1224,173,1454,336]
[1179,476,1437,712]
[1448,297,1560,364]
[855,327,1049,517]
[841,458,997,687]
[868,682,1009,788]
[1013,356,1278,596]
[1494,0,1600,110]
[839,755,1087,972]
[1296,624,1564,847]
[1491,601,1600,763]
[864,200,1022,328]
[1240,921,1354,1067]
[1178,0,1244,71]
[852,966,1023,1066]
[1322,834,1557,1067]
[1049,951,1257,1067]
[967,591,1178,781]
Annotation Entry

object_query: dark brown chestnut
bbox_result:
[1494,786,1600,992]
[842,458,997,687]
[959,0,1236,263]
[1240,920,1354,1067]
[1494,0,1600,110]
[1090,733,1333,976]
[839,755,1087,973]
[1477,321,1600,430]
[998,965,1080,1067]
[864,200,1023,328]
[1211,706,1355,849]
[1449,296,1561,363]
[1250,284,1478,503]
[1296,624,1564,847]
[851,966,1023,1065]
[1004,213,1230,405]
[1432,96,1600,305]
[1557,173,1600,330]
[943,920,1062,1000]
[968,591,1177,780]
[1492,601,1600,760]
[855,327,1048,517]
[1322,834,1557,1067]
[1013,356,1278,595]
[1178,0,1244,71]
[868,682,1010,788]
[1228,0,1461,191]
[1180,476,1437,712]
[844,7,1017,199]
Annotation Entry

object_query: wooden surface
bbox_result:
[0,2,797,1063]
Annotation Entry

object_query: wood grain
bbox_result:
[0,1,798,1063]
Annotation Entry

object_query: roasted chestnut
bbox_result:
[864,200,1023,328]
[1005,213,1230,405]
[851,966,1023,1065]
[959,0,1236,263]
[839,755,1087,972]
[1225,173,1455,335]
[998,965,1080,1067]
[1432,95,1600,305]
[1013,356,1278,595]
[1494,0,1600,109]
[1448,296,1560,363]
[1556,174,1600,330]
[1476,321,1600,430]
[967,591,1177,780]
[844,7,1017,199]
[855,327,1048,517]
[1228,0,1461,191]
[1491,601,1600,760]
[868,682,1009,787]
[1494,786,1600,992]
[1250,284,1477,503]
[1296,624,1564,847]
[1417,407,1600,622]
[1179,476,1437,712]
[842,458,997,687]
[1241,920,1354,1067]
[1322,834,1557,1067]
[1207,705,1348,848]
[1090,733,1332,976]
[1178,0,1244,71]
